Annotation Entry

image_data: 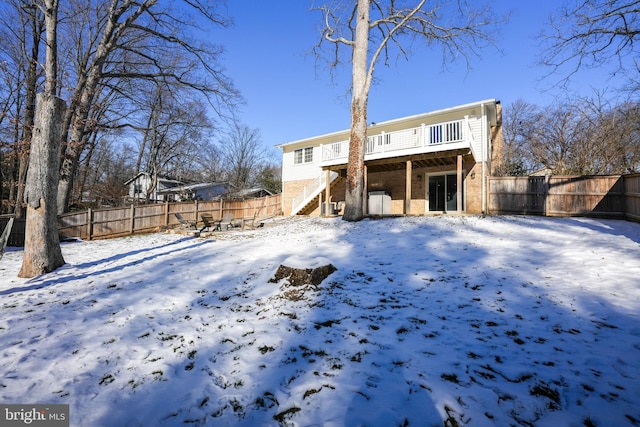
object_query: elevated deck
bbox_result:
[319,118,480,168]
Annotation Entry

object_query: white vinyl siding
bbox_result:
[283,146,322,182]
[468,117,485,161]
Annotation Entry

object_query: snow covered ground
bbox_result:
[1,215,639,427]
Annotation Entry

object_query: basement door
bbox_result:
[427,173,460,212]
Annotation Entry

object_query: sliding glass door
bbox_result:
[428,173,461,212]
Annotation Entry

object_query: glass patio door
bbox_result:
[428,174,459,212]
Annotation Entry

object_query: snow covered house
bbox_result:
[277,99,503,216]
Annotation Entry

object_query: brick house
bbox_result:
[277,99,503,216]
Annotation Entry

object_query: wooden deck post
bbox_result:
[325,169,331,216]
[87,208,93,240]
[129,204,135,235]
[544,174,551,216]
[363,164,368,215]
[457,154,463,213]
[405,160,412,214]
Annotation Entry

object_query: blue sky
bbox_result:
[209,1,624,155]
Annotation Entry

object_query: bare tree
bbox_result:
[500,99,541,175]
[577,95,640,173]
[2,0,238,214]
[14,6,43,218]
[80,138,133,207]
[0,0,44,216]
[504,95,640,175]
[19,0,66,278]
[56,0,158,213]
[0,12,23,214]
[131,83,212,201]
[314,0,501,221]
[55,0,239,213]
[540,0,640,91]
[72,84,128,207]
[221,123,267,191]
[527,102,589,175]
[193,141,225,183]
[613,102,640,172]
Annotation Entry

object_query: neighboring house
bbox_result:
[529,167,553,177]
[229,187,274,199]
[277,99,503,216]
[124,172,183,203]
[157,181,233,201]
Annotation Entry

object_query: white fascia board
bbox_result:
[275,99,498,150]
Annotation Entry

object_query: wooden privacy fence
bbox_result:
[488,174,640,221]
[0,215,26,247]
[58,194,282,241]
[5,176,640,247]
[626,173,640,222]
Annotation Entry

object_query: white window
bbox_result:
[294,147,314,164]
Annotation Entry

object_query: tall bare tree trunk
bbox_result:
[343,0,370,222]
[18,94,66,277]
[19,0,65,278]
[57,81,98,213]
[14,7,43,219]
[14,59,40,219]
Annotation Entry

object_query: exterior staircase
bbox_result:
[290,171,342,215]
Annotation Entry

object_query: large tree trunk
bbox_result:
[19,94,66,278]
[344,97,367,221]
[342,0,370,222]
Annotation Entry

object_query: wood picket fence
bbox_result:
[3,174,640,247]
[56,194,282,241]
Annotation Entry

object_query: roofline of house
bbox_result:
[235,187,273,196]
[123,171,183,186]
[123,172,147,186]
[157,181,232,194]
[274,98,499,150]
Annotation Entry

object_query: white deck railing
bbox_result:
[321,119,468,164]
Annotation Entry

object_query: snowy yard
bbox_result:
[1,215,639,427]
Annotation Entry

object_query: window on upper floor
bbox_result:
[294,147,314,164]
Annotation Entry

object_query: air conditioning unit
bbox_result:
[368,191,391,215]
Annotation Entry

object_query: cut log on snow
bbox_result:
[269,256,337,301]
[270,264,337,287]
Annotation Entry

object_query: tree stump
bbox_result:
[269,256,337,301]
